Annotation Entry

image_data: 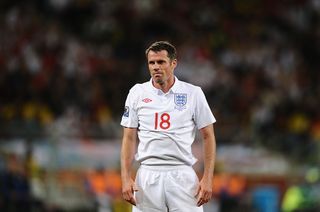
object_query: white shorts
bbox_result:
[132,165,203,212]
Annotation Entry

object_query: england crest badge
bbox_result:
[174,93,187,111]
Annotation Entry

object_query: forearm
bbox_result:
[120,127,138,205]
[121,128,137,180]
[201,124,216,179]
[203,138,215,179]
[196,124,216,206]
[121,144,134,180]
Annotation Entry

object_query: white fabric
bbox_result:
[132,165,203,212]
[121,77,216,166]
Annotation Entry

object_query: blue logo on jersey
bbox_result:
[174,93,187,110]
[123,106,129,117]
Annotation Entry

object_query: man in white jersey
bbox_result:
[120,41,217,212]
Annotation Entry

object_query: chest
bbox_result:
[136,93,194,130]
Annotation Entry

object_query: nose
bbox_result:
[153,63,160,71]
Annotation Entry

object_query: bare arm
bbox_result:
[121,127,138,205]
[195,124,216,206]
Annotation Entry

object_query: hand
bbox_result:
[195,177,213,206]
[122,178,138,205]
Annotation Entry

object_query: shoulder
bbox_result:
[178,80,202,94]
[129,82,147,93]
[127,81,151,100]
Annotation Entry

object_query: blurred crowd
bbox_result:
[1,0,319,163]
[2,1,320,211]
[0,0,320,158]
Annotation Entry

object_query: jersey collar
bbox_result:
[149,76,180,95]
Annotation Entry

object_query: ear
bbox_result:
[171,59,177,69]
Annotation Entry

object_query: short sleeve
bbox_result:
[194,87,216,129]
[120,86,139,128]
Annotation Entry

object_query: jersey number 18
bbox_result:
[154,113,171,130]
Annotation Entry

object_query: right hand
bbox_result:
[122,178,138,205]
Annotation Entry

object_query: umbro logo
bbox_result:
[142,98,152,103]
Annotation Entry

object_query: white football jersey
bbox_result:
[121,77,216,166]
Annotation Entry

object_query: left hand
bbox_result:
[195,177,213,206]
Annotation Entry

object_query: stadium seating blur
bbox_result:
[0,0,319,211]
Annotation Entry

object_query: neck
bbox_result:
[153,77,175,93]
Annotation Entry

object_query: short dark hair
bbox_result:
[145,41,177,60]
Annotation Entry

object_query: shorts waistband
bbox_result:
[140,164,192,171]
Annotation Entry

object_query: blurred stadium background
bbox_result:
[0,0,320,211]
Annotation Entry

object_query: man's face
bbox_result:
[147,50,177,85]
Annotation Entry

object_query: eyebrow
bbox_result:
[148,59,166,64]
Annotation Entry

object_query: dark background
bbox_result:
[0,0,319,211]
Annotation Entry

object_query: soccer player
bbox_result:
[120,41,217,212]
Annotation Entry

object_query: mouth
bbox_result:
[153,73,162,78]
